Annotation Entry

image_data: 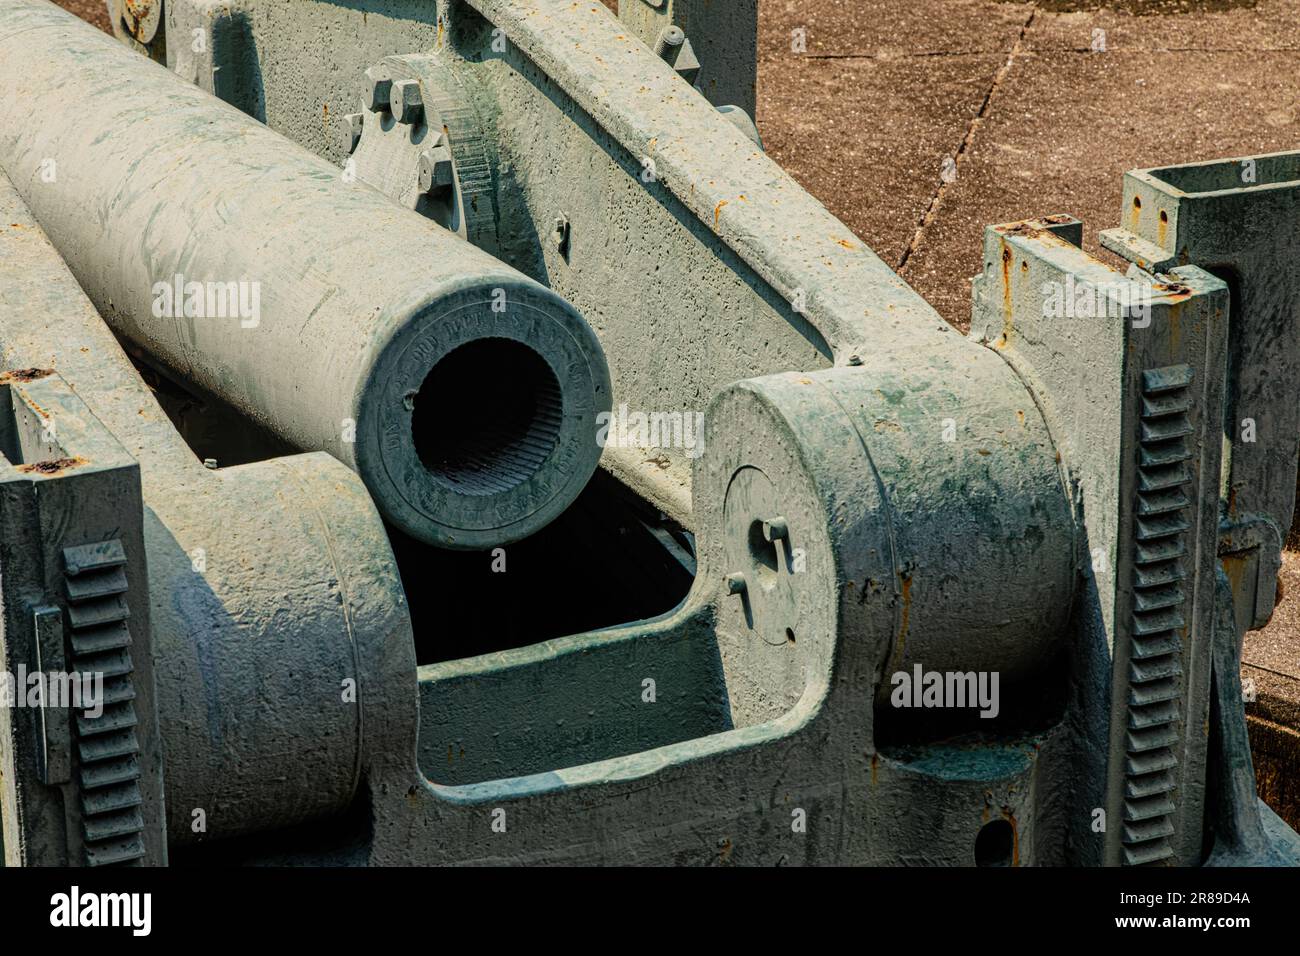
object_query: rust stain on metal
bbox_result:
[121,0,154,40]
[995,244,1013,349]
[0,367,52,383]
[717,837,733,863]
[1001,807,1021,867]
[994,215,1069,239]
[1220,552,1249,600]
[893,571,913,665]
[1167,301,1183,352]
[17,455,86,475]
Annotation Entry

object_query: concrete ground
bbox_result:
[58,0,105,29]
[66,0,1300,828]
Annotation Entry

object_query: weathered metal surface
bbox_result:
[0,0,1294,867]
[79,0,1300,867]
[0,168,414,850]
[108,0,165,60]
[972,218,1232,865]
[1101,153,1300,634]
[346,52,503,253]
[158,0,941,523]
[0,0,611,550]
[385,356,1071,865]
[0,369,167,866]
[118,0,160,41]
[615,0,756,117]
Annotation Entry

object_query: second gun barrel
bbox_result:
[0,0,610,549]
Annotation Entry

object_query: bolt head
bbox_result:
[390,79,424,124]
[762,517,789,542]
[363,66,392,112]
[724,572,747,595]
[417,145,454,194]
[340,113,363,154]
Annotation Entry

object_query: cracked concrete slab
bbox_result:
[759,53,1005,266]
[758,0,1033,58]
[754,1,1037,267]
[1026,0,1300,52]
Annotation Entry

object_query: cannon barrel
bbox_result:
[0,167,415,850]
[0,0,610,550]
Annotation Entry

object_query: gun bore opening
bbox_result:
[411,337,563,497]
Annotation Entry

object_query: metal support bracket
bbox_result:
[974,216,1230,865]
[0,371,166,867]
[1102,151,1300,634]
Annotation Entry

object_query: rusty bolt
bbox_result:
[724,572,747,595]
[122,0,162,45]
[341,113,363,155]
[417,144,455,194]
[363,66,392,112]
[390,79,424,124]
